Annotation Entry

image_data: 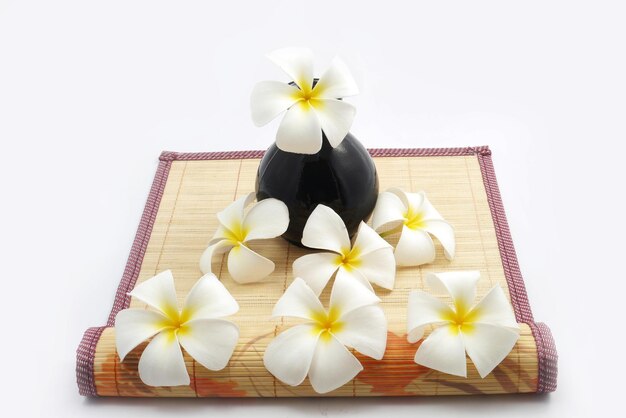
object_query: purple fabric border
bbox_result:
[106,158,173,326]
[476,150,534,324]
[158,146,488,162]
[476,150,557,392]
[76,145,557,396]
[76,326,106,396]
[76,158,172,396]
[530,322,559,393]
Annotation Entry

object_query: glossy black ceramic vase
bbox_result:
[255,133,379,247]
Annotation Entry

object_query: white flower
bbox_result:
[250,47,359,155]
[115,270,239,386]
[263,275,387,394]
[372,188,456,266]
[293,204,395,295]
[407,271,520,378]
[200,192,289,283]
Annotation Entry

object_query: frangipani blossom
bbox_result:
[250,47,359,155]
[407,271,520,378]
[115,270,239,386]
[372,188,455,266]
[200,193,289,283]
[293,204,395,295]
[264,275,387,394]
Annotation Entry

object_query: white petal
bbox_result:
[423,219,456,260]
[333,305,387,360]
[243,198,289,242]
[178,319,239,371]
[292,252,340,296]
[199,240,234,275]
[406,290,454,343]
[335,266,375,294]
[394,226,436,266]
[263,323,320,386]
[129,270,179,318]
[353,221,392,256]
[413,325,468,377]
[114,309,170,361]
[371,191,406,231]
[182,273,239,321]
[227,244,275,283]
[276,101,323,154]
[426,271,480,312]
[308,335,363,394]
[387,188,414,212]
[404,191,426,214]
[217,193,255,233]
[469,285,519,330]
[267,47,314,91]
[462,324,520,378]
[313,56,359,99]
[272,277,325,320]
[353,247,396,290]
[250,81,301,126]
[418,192,445,221]
[311,99,355,148]
[301,204,350,253]
[331,268,380,316]
[138,330,189,386]
[208,225,233,246]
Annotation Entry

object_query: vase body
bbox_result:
[255,133,379,246]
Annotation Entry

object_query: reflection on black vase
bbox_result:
[255,133,379,247]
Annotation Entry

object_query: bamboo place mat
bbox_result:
[76,146,557,397]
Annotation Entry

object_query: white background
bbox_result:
[1,0,624,416]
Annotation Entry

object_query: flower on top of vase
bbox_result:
[371,188,456,266]
[115,270,240,386]
[293,204,395,295]
[250,47,359,155]
[263,275,387,394]
[200,192,290,283]
[407,271,520,378]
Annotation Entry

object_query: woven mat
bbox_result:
[76,146,557,397]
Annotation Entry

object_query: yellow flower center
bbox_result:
[311,306,343,342]
[404,207,425,230]
[299,90,313,101]
[223,221,248,244]
[290,81,326,111]
[159,304,192,337]
[335,247,361,271]
[441,301,480,335]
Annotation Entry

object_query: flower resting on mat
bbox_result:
[200,192,289,283]
[250,47,359,154]
[293,204,395,295]
[115,270,239,386]
[371,188,455,266]
[407,271,519,378]
[264,275,387,393]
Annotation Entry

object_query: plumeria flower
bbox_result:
[115,270,239,386]
[293,204,395,295]
[200,192,289,283]
[371,188,455,266]
[407,271,520,378]
[264,275,387,394]
[250,47,359,155]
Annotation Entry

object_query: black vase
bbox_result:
[255,132,379,247]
